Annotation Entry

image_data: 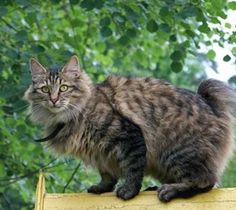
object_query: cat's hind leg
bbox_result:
[158,182,214,202]
[158,143,217,202]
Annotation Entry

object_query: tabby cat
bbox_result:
[24,56,236,201]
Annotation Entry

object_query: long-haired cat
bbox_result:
[24,56,236,201]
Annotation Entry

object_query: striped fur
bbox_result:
[24,56,236,201]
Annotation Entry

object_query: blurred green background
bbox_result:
[0,0,236,209]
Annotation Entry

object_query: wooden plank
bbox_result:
[35,172,45,210]
[43,188,236,210]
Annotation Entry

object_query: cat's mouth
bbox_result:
[48,106,65,113]
[45,100,65,113]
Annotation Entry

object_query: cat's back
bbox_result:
[104,75,201,112]
[105,75,172,94]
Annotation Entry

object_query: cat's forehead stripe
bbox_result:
[47,69,62,85]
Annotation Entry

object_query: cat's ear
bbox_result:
[62,55,81,78]
[29,58,47,78]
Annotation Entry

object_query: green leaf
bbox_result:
[51,0,61,3]
[185,29,195,37]
[225,23,231,29]
[0,61,4,69]
[171,61,183,73]
[228,2,236,10]
[31,45,45,53]
[80,0,95,10]
[169,35,177,42]
[94,0,104,9]
[170,51,183,61]
[205,41,211,46]
[180,5,198,18]
[0,161,6,177]
[100,26,112,37]
[118,35,130,45]
[6,49,18,59]
[100,17,111,27]
[26,12,37,24]
[228,75,236,84]
[159,6,169,17]
[0,6,7,16]
[159,23,171,33]
[181,40,190,49]
[207,49,216,59]
[196,9,205,22]
[112,12,126,23]
[126,28,137,37]
[223,55,231,62]
[231,47,236,56]
[198,23,210,34]
[218,11,227,19]
[69,0,80,5]
[146,19,158,33]
[16,0,29,7]
[15,30,28,41]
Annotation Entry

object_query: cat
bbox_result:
[24,55,236,202]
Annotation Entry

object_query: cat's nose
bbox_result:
[50,97,59,104]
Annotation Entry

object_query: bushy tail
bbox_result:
[198,79,236,114]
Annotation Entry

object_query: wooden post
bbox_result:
[34,171,45,210]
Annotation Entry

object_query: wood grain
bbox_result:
[35,173,236,210]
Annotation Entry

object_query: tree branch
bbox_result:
[0,17,18,32]
[0,158,60,187]
[62,162,81,193]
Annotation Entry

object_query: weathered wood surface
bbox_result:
[35,173,236,210]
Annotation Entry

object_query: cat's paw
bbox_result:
[116,186,139,200]
[87,185,106,194]
[87,184,113,194]
[157,184,177,202]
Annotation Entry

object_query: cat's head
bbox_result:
[24,56,92,124]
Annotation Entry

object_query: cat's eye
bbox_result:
[41,86,50,93]
[59,85,68,92]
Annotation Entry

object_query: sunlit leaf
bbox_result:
[228,2,236,10]
[225,23,231,29]
[207,49,216,59]
[198,24,210,34]
[231,47,236,56]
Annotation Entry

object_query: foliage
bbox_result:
[0,0,235,209]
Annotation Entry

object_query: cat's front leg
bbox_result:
[87,171,117,194]
[116,131,146,200]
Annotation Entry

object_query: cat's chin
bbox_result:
[47,106,65,113]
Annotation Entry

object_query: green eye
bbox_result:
[41,86,49,93]
[59,85,68,92]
